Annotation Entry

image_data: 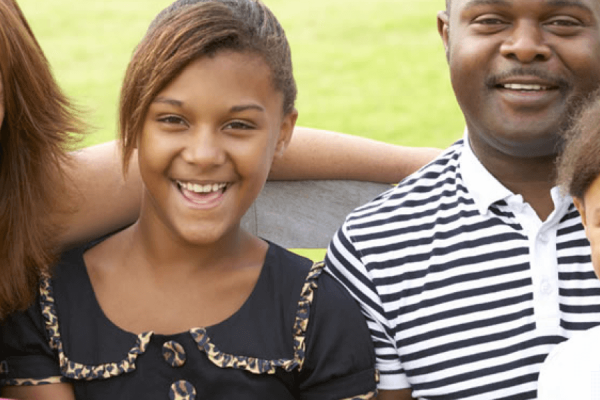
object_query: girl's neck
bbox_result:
[83,219,268,334]
[125,218,262,279]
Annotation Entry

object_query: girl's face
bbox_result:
[575,174,600,279]
[137,51,297,246]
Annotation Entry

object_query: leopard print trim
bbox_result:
[190,328,299,374]
[342,391,377,400]
[338,368,379,399]
[37,261,323,380]
[2,376,66,386]
[190,261,324,374]
[293,261,324,370]
[39,277,154,381]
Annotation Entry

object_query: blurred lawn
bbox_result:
[19,0,464,261]
[19,0,463,149]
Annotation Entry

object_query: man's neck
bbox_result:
[471,142,557,221]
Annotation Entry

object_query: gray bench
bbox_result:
[241,180,391,249]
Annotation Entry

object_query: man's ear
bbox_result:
[574,197,587,229]
[437,10,450,62]
[274,108,298,160]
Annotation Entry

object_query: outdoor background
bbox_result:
[19,0,465,260]
[19,0,464,149]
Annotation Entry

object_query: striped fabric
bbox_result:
[325,139,600,400]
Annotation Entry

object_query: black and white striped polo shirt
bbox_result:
[326,138,600,400]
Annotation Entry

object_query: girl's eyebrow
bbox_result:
[152,96,183,107]
[151,98,264,113]
[230,104,265,113]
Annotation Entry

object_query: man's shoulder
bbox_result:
[344,139,467,225]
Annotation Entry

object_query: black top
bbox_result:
[0,241,377,399]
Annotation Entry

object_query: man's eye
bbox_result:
[547,18,580,27]
[476,18,505,25]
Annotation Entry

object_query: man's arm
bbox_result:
[56,128,439,248]
[57,141,142,248]
[270,127,440,182]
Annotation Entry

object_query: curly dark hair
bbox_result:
[556,96,600,200]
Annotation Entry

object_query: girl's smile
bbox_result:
[175,180,228,210]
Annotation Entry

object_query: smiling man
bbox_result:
[325,0,600,399]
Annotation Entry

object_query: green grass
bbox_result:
[19,0,463,149]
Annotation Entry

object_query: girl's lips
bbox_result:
[176,181,228,209]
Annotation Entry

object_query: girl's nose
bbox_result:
[181,127,226,167]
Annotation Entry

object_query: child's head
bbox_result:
[119,0,297,245]
[119,0,297,169]
[558,96,600,277]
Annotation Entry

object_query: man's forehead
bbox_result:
[449,0,598,10]
[446,0,600,8]
[444,0,600,22]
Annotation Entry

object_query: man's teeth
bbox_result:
[502,83,550,91]
[178,181,227,193]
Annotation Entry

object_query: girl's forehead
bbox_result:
[152,52,283,112]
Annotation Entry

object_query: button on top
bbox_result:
[540,280,553,295]
[169,380,196,400]
[162,340,187,368]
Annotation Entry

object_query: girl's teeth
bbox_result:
[179,181,226,193]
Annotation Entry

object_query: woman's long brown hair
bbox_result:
[0,0,84,319]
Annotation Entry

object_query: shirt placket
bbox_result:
[510,199,561,333]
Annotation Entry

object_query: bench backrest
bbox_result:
[241,180,391,249]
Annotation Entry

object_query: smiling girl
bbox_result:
[0,0,377,399]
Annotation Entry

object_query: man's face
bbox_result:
[438,0,600,160]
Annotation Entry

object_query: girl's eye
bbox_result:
[224,121,254,130]
[158,115,186,125]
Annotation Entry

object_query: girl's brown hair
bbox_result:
[557,96,600,200]
[119,0,296,171]
[0,0,84,318]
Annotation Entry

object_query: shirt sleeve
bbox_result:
[0,287,63,386]
[325,223,409,391]
[297,268,377,400]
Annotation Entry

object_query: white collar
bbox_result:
[459,130,571,220]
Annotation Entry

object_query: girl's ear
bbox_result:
[274,108,298,160]
[574,197,587,229]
